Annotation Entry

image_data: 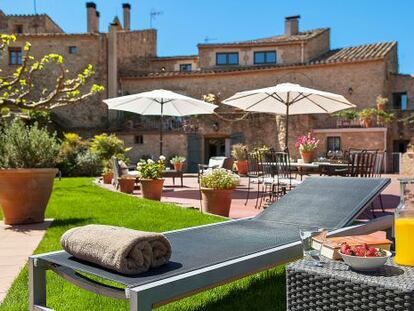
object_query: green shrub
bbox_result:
[90,133,131,170]
[0,120,60,168]
[71,151,102,177]
[57,133,90,176]
[200,168,240,189]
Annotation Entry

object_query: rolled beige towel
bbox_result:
[60,224,172,275]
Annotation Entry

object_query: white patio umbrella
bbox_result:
[103,89,218,155]
[222,83,356,149]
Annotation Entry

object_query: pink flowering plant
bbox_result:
[295,133,319,152]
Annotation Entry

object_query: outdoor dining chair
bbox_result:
[244,149,264,208]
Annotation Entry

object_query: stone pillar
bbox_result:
[107,21,120,122]
[285,15,300,36]
[86,2,98,33]
[123,3,131,31]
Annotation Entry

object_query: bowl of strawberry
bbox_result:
[339,242,392,271]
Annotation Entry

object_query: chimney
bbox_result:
[285,15,300,36]
[122,3,131,31]
[86,2,98,32]
[95,11,100,32]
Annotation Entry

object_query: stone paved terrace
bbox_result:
[99,174,401,219]
[0,220,52,303]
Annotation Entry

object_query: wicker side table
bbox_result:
[287,259,414,311]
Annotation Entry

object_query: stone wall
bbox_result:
[117,30,157,74]
[149,57,199,72]
[313,128,387,155]
[0,14,63,34]
[117,132,188,164]
[304,29,330,61]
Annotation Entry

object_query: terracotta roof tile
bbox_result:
[121,42,397,79]
[310,42,396,64]
[197,28,329,47]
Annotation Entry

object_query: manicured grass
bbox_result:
[0,178,286,311]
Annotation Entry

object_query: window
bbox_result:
[69,46,77,54]
[327,136,341,152]
[216,52,239,65]
[392,92,408,111]
[134,135,144,144]
[8,47,22,65]
[179,63,192,72]
[15,24,23,34]
[254,51,277,64]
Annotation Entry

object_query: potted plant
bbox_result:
[90,133,131,184]
[0,121,60,225]
[101,165,113,184]
[295,133,319,163]
[376,95,388,111]
[333,109,359,127]
[170,155,186,171]
[119,175,136,194]
[231,144,248,175]
[376,110,395,127]
[360,108,377,128]
[199,168,240,217]
[137,156,166,201]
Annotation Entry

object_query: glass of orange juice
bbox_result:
[395,179,414,266]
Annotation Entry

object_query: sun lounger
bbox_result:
[29,177,393,311]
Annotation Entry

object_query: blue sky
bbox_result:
[2,0,413,73]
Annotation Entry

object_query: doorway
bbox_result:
[204,137,227,162]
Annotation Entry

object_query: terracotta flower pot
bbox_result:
[300,151,314,164]
[140,179,164,201]
[173,162,184,171]
[363,118,372,128]
[0,168,58,225]
[200,188,234,217]
[235,160,248,175]
[377,103,385,111]
[119,177,136,194]
[102,172,113,184]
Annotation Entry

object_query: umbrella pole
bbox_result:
[285,94,290,152]
[160,100,163,156]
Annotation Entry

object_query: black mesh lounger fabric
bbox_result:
[41,177,390,288]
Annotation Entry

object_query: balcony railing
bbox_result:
[122,116,200,133]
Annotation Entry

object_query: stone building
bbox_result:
[0,3,413,172]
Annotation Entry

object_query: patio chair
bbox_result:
[111,157,139,189]
[29,177,392,311]
[244,150,264,208]
[197,156,234,181]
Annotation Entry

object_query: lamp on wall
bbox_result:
[212,122,219,132]
[348,87,353,95]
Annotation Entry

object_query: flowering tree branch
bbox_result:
[0,34,104,116]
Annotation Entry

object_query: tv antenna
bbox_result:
[150,9,163,28]
[204,36,218,43]
[33,0,37,14]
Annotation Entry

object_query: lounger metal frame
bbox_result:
[29,215,393,311]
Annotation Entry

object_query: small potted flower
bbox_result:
[101,164,113,184]
[137,156,165,201]
[170,155,186,171]
[360,108,377,128]
[376,95,388,111]
[231,144,248,175]
[200,168,240,217]
[295,133,319,163]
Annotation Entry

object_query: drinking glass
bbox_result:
[299,228,328,266]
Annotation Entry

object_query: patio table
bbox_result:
[290,162,349,179]
[286,258,414,311]
[162,170,184,187]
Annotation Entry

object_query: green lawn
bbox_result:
[0,178,286,311]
